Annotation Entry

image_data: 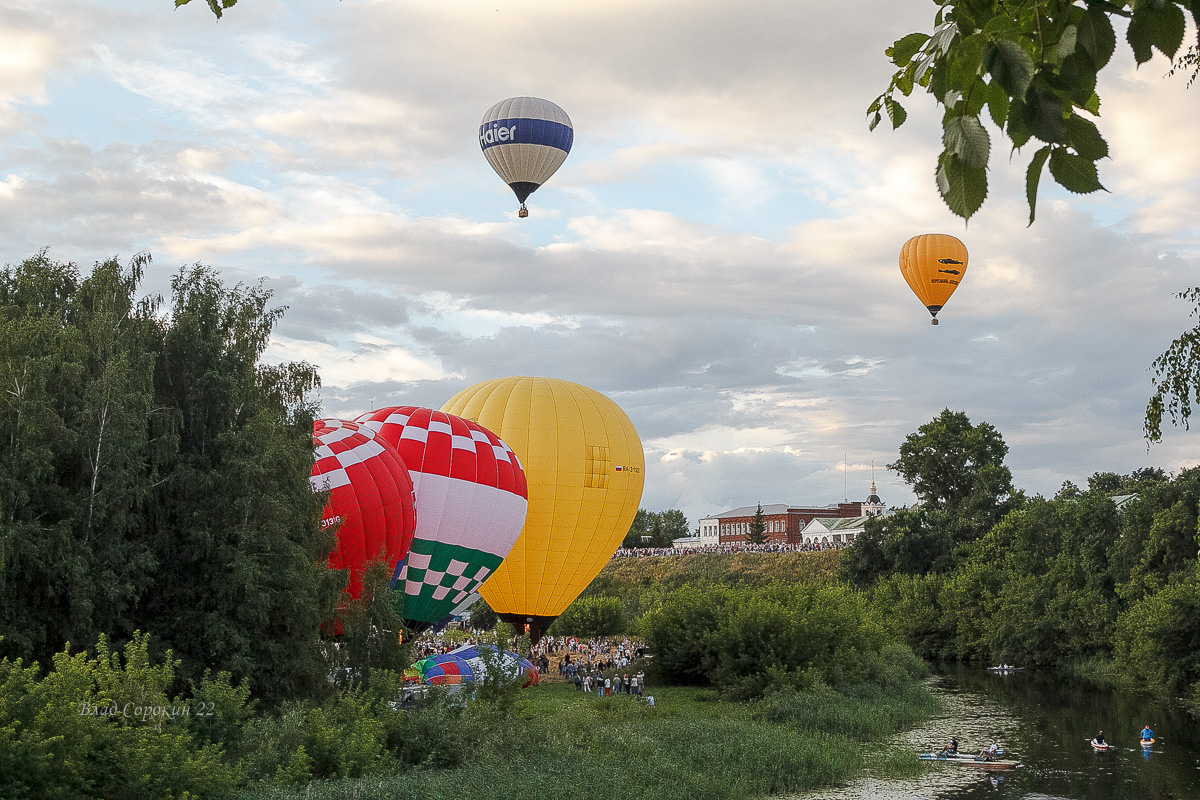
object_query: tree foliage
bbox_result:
[622,508,690,548]
[548,595,626,638]
[1145,286,1200,442]
[747,503,768,545]
[0,252,343,707]
[870,0,1199,222]
[175,0,237,18]
[888,408,1020,533]
[639,581,902,699]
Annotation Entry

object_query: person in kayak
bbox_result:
[978,739,1001,760]
[1140,724,1154,742]
[940,737,959,756]
[1092,731,1107,746]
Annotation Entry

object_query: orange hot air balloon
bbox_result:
[899,234,969,325]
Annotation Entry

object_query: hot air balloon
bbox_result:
[311,419,417,602]
[412,643,539,688]
[479,97,573,218]
[354,406,528,631]
[899,234,969,325]
[442,377,645,643]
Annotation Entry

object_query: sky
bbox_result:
[2,0,1199,529]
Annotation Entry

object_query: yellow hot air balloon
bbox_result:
[899,234,969,325]
[441,377,644,642]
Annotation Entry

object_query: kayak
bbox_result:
[1141,738,1154,747]
[1092,742,1112,751]
[919,754,1019,769]
[958,759,1019,770]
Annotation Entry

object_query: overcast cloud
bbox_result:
[2,0,1199,526]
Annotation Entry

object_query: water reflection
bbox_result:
[792,665,1200,800]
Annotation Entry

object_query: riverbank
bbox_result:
[244,680,937,800]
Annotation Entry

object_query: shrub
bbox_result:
[548,596,625,637]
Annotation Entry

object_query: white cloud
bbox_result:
[5,0,1200,530]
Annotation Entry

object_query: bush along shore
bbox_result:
[1,579,937,800]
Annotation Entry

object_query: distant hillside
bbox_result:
[582,549,843,600]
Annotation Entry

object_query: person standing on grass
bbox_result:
[613,674,622,695]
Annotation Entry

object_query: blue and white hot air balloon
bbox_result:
[479,97,573,218]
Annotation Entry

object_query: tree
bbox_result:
[889,408,1019,533]
[747,503,768,545]
[621,508,653,548]
[0,253,162,660]
[658,509,691,543]
[548,595,625,638]
[1146,287,1200,441]
[0,253,343,707]
[468,597,498,631]
[870,1,1199,222]
[621,508,689,548]
[140,263,342,705]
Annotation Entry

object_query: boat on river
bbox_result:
[1141,738,1155,748]
[919,753,1020,769]
[1092,741,1112,751]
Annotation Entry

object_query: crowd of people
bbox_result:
[611,540,849,559]
[529,635,652,702]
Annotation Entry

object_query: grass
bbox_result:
[242,680,937,800]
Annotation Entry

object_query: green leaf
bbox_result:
[884,97,908,130]
[1129,2,1187,62]
[984,39,1035,97]
[1083,91,1101,115]
[986,80,1010,127]
[1048,148,1106,194]
[964,78,989,116]
[1022,86,1069,144]
[1077,8,1117,69]
[1053,52,1099,107]
[891,32,931,66]
[1055,25,1079,61]
[936,151,989,220]
[943,114,991,169]
[1025,145,1052,225]
[1063,114,1109,160]
[1007,99,1032,148]
[1127,3,1186,64]
[948,33,986,90]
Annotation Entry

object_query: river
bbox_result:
[800,665,1200,800]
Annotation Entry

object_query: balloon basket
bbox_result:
[931,319,939,326]
[518,205,529,218]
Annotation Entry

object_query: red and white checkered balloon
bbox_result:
[311,418,416,601]
[355,406,527,628]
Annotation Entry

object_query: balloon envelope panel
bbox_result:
[899,233,969,319]
[441,377,645,626]
[310,419,416,601]
[354,406,529,629]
